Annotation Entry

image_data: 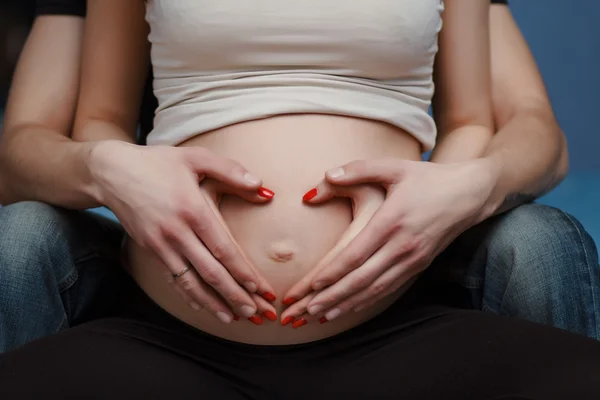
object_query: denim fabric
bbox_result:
[434,203,600,339]
[0,202,128,352]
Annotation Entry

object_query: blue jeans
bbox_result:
[0,202,130,352]
[0,202,598,353]
[433,203,600,338]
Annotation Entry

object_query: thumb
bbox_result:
[184,147,263,191]
[325,159,403,186]
[201,179,275,204]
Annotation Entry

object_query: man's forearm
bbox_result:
[481,106,568,218]
[0,126,101,208]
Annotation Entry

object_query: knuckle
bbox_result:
[175,197,202,222]
[370,281,387,296]
[211,241,235,263]
[225,291,244,306]
[343,249,364,266]
[199,267,221,287]
[144,232,163,251]
[350,273,370,291]
[227,162,246,177]
[158,222,180,242]
[178,275,198,292]
[177,205,198,223]
[347,159,367,174]
[321,295,338,306]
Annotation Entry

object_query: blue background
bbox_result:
[507,0,599,250]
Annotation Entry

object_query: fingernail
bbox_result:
[302,188,318,202]
[319,316,329,324]
[326,167,345,179]
[244,172,261,185]
[308,305,323,315]
[240,305,256,318]
[233,314,240,321]
[282,297,297,306]
[262,310,278,321]
[292,318,308,329]
[248,315,264,325]
[325,308,341,321]
[217,312,232,324]
[281,316,295,326]
[244,281,258,293]
[189,302,201,311]
[257,186,275,199]
[262,292,277,302]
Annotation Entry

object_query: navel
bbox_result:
[267,240,298,263]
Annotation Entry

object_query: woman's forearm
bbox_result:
[429,125,494,163]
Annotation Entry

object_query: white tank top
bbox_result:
[145,0,444,151]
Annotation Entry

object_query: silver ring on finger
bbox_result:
[172,267,190,279]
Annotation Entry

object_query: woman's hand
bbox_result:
[87,140,277,324]
[281,157,498,325]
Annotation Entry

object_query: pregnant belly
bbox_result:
[127,114,422,345]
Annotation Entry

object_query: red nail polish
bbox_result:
[262,292,277,302]
[319,316,329,324]
[233,314,240,321]
[281,316,295,326]
[262,311,277,321]
[248,315,264,325]
[282,297,297,306]
[302,188,318,202]
[292,318,308,329]
[257,187,275,199]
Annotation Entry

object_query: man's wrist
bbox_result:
[80,140,115,205]
[475,151,508,221]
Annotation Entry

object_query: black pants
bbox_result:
[1,282,600,400]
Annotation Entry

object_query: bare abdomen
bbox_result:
[127,114,421,344]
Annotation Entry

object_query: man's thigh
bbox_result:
[0,201,128,351]
[431,203,600,338]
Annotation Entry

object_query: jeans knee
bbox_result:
[485,204,598,284]
[480,204,599,323]
[0,201,75,290]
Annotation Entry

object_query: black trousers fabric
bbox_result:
[1,282,600,400]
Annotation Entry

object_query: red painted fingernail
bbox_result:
[248,315,264,325]
[281,316,295,326]
[292,318,308,329]
[319,316,329,324]
[302,188,318,202]
[262,311,278,321]
[262,292,277,302]
[233,314,240,321]
[257,187,275,199]
[282,297,297,306]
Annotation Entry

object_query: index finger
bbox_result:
[192,192,276,300]
[310,203,397,290]
[283,214,368,304]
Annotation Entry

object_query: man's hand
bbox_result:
[87,140,277,324]
[280,158,498,325]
